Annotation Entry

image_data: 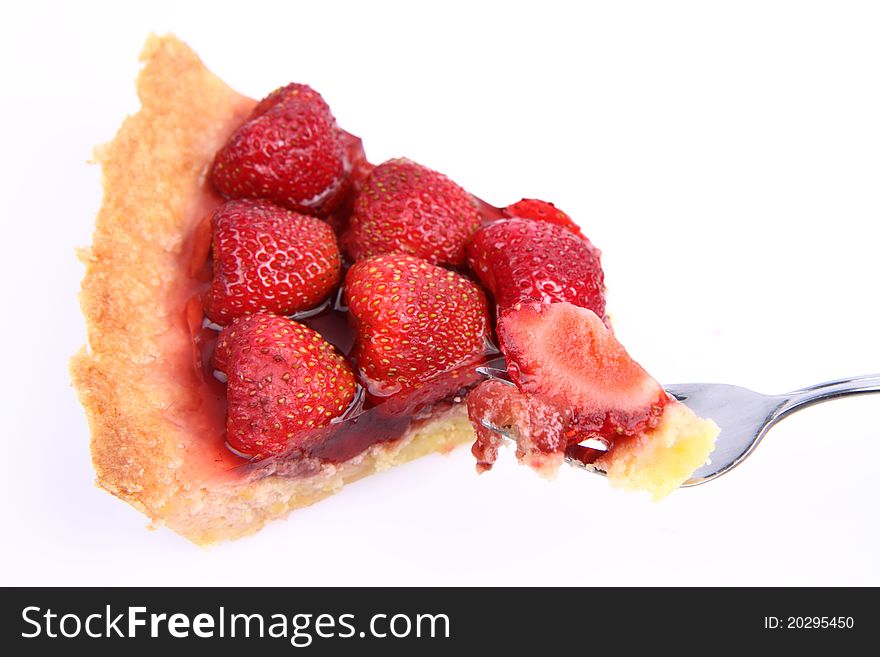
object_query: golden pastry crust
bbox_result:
[597,402,719,501]
[71,35,474,545]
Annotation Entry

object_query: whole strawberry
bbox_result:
[466,218,606,318]
[214,313,357,459]
[502,198,584,237]
[341,159,482,266]
[211,83,350,215]
[345,254,490,410]
[204,199,342,325]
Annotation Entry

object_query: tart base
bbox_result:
[71,34,474,545]
[163,407,472,545]
[596,402,719,501]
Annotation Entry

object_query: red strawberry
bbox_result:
[497,302,668,440]
[345,254,491,410]
[214,313,357,459]
[211,83,350,216]
[466,218,606,317]
[341,159,482,266]
[203,199,342,325]
[502,198,583,237]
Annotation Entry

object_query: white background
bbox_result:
[2,0,879,586]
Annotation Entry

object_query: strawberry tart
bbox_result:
[73,35,718,545]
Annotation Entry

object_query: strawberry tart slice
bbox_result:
[73,35,717,544]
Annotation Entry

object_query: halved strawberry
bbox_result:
[470,302,718,495]
[341,159,482,266]
[345,254,491,411]
[211,83,350,216]
[203,199,342,325]
[466,218,606,317]
[497,301,667,439]
[502,198,583,237]
[214,312,357,459]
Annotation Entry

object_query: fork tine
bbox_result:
[475,366,515,385]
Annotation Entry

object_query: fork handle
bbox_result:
[777,374,880,419]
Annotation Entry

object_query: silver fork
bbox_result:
[476,366,880,486]
[669,374,880,485]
